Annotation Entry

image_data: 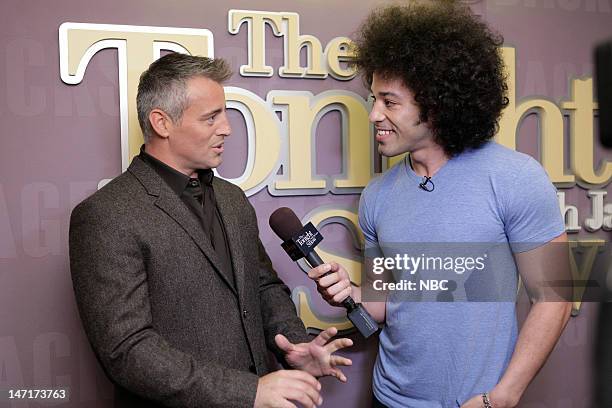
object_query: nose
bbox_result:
[369,102,384,123]
[218,111,232,137]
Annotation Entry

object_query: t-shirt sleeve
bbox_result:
[359,182,379,249]
[502,156,565,252]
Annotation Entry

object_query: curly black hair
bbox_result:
[354,1,508,156]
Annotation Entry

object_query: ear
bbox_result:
[419,114,432,129]
[148,109,172,139]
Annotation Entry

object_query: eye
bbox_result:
[384,99,395,107]
[206,114,217,124]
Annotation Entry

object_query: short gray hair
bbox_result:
[136,53,233,142]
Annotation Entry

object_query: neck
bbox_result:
[144,142,198,178]
[408,145,449,177]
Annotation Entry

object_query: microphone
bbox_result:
[419,176,434,192]
[407,155,435,192]
[269,207,379,338]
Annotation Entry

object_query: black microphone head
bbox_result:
[269,207,304,241]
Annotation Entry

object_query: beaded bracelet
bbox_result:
[482,393,493,408]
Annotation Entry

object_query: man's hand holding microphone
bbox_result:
[307,262,386,325]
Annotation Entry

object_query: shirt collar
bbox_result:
[139,146,214,196]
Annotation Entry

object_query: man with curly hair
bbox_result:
[309,2,572,407]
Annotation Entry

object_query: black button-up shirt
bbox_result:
[139,147,235,288]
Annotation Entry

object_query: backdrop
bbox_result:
[0,0,611,407]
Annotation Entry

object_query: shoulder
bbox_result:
[470,145,564,243]
[458,142,554,190]
[213,176,247,198]
[359,160,406,230]
[459,141,534,175]
[213,177,250,209]
[70,170,144,225]
[212,176,255,216]
[362,160,405,203]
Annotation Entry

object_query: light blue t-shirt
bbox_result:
[360,142,565,408]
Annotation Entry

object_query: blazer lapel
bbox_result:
[129,157,238,297]
[213,179,248,302]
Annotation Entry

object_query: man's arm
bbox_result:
[254,234,312,349]
[462,233,572,408]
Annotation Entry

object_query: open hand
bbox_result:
[275,326,353,382]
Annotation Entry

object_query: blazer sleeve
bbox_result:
[240,195,310,352]
[256,238,311,350]
[69,198,259,408]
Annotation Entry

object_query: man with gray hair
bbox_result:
[69,52,352,408]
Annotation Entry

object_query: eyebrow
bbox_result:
[200,106,225,119]
[375,91,401,98]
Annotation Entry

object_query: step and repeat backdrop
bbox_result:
[1,0,611,407]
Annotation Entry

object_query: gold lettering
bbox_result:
[278,13,327,78]
[568,239,606,315]
[497,47,574,185]
[228,10,284,77]
[272,92,326,191]
[562,79,612,187]
[325,37,357,80]
[305,207,364,280]
[293,289,354,333]
[271,91,372,193]
[229,10,355,79]
[222,87,282,195]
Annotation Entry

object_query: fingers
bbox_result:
[318,273,347,291]
[282,369,322,390]
[277,402,297,408]
[332,286,352,304]
[281,371,322,407]
[326,337,354,354]
[308,261,342,280]
[308,262,335,279]
[331,354,353,367]
[256,370,322,408]
[274,333,294,353]
[313,328,354,353]
[284,383,322,408]
[312,326,337,346]
[330,367,348,383]
[308,263,352,306]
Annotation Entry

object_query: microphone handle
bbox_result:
[304,250,325,269]
[304,250,379,338]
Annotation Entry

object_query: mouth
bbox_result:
[375,129,394,142]
[211,143,224,153]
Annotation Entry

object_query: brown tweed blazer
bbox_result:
[69,156,309,408]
